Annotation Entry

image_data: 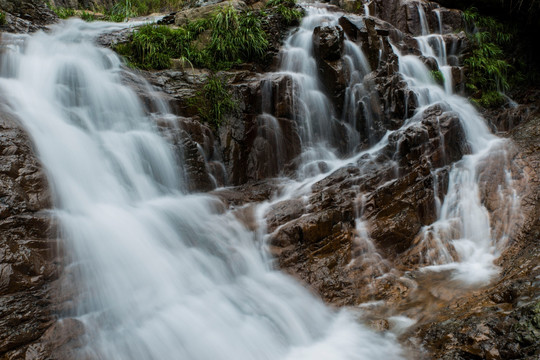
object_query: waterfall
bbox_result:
[0,19,405,360]
[258,4,519,286]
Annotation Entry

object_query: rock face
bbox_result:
[0,108,60,359]
[0,0,57,33]
[413,112,540,360]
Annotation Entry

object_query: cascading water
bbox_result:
[258,3,519,286]
[0,18,405,360]
[393,8,520,284]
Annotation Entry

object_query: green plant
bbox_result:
[463,8,514,107]
[129,24,178,69]
[110,0,136,21]
[102,12,127,22]
[107,0,185,19]
[0,12,6,26]
[430,70,445,85]
[80,11,96,22]
[190,74,238,128]
[117,6,269,70]
[206,7,268,67]
[50,6,76,19]
[265,0,303,25]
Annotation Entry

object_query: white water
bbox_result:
[0,19,405,360]
[395,24,519,284]
[259,5,519,286]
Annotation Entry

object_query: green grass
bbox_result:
[107,0,186,20]
[205,7,268,67]
[80,11,97,22]
[117,6,269,71]
[265,0,303,25]
[463,8,514,107]
[50,6,76,19]
[0,12,6,26]
[189,74,238,128]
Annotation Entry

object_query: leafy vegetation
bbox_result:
[79,11,97,22]
[462,8,515,107]
[205,7,268,67]
[189,74,238,128]
[430,70,445,86]
[49,6,76,19]
[0,12,6,26]
[116,6,269,70]
[266,0,303,25]
[111,0,186,18]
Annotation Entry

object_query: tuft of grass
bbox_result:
[205,7,268,67]
[50,6,76,19]
[117,6,269,71]
[189,74,238,128]
[107,0,186,20]
[0,12,6,26]
[79,11,96,22]
[265,0,303,25]
[463,8,514,108]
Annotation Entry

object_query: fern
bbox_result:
[462,8,514,107]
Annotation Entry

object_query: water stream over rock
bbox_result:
[0,0,525,358]
[0,18,405,360]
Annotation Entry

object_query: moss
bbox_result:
[189,74,238,128]
[430,70,445,86]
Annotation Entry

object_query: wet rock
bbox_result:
[369,0,463,36]
[0,0,57,33]
[313,25,344,62]
[0,108,60,357]
[392,105,470,169]
[211,180,279,207]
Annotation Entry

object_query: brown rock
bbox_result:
[0,108,60,358]
[313,25,345,62]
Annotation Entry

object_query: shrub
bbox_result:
[463,8,514,107]
[190,74,238,128]
[430,70,445,85]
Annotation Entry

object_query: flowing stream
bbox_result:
[0,18,404,360]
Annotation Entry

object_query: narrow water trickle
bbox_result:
[0,19,405,360]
